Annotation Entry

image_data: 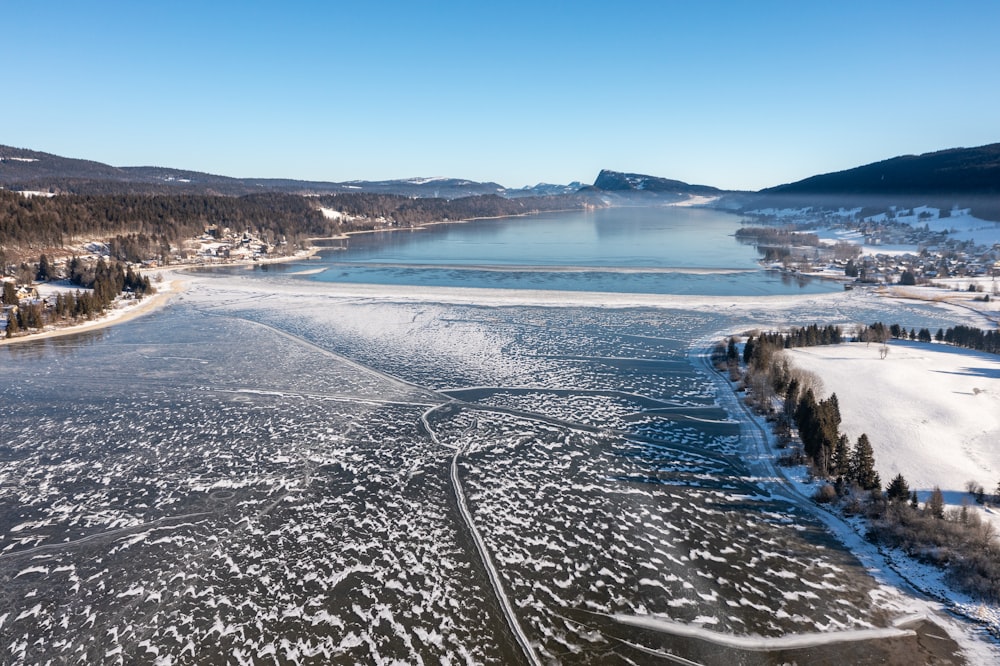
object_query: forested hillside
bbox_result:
[313,192,589,227]
[763,144,1000,197]
[0,191,332,260]
[743,143,1000,221]
[0,189,592,265]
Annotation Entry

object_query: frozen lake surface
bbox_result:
[0,208,990,664]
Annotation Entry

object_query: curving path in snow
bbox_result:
[419,405,539,665]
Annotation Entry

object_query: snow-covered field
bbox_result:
[902,207,1000,246]
[788,340,1000,506]
[782,339,1000,645]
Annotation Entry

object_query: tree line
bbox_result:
[734,226,820,246]
[860,321,1000,356]
[738,324,878,487]
[0,190,334,261]
[735,324,844,411]
[312,192,589,228]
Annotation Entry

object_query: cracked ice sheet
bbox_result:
[0,268,992,663]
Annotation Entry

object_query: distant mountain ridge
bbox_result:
[5,142,998,210]
[590,169,722,196]
[0,146,562,199]
[0,145,725,201]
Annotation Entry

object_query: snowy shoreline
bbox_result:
[9,257,997,348]
[0,249,316,347]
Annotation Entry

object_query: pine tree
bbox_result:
[784,378,800,421]
[1,281,17,305]
[4,309,19,337]
[833,433,851,477]
[795,388,822,462]
[742,335,755,365]
[852,433,880,491]
[36,253,53,281]
[819,394,841,449]
[21,303,43,329]
[886,473,910,502]
[795,392,842,471]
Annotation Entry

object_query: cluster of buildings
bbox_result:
[187,227,279,263]
[1,279,42,333]
[757,205,1000,288]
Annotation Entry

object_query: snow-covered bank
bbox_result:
[0,249,316,347]
[700,336,1000,663]
[885,284,1000,326]
[787,340,1000,504]
[781,339,1000,645]
[0,275,182,347]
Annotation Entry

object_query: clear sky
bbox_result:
[4,1,999,190]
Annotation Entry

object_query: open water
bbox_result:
[226,205,842,296]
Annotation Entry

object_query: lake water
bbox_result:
[252,206,842,295]
[0,206,976,664]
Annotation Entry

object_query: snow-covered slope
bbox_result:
[787,340,1000,504]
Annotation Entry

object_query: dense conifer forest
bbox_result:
[0,191,330,258]
[312,192,588,228]
[0,190,591,265]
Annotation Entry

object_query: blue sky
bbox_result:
[4,1,999,190]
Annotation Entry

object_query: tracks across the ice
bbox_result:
[449,426,542,666]
[421,403,540,665]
